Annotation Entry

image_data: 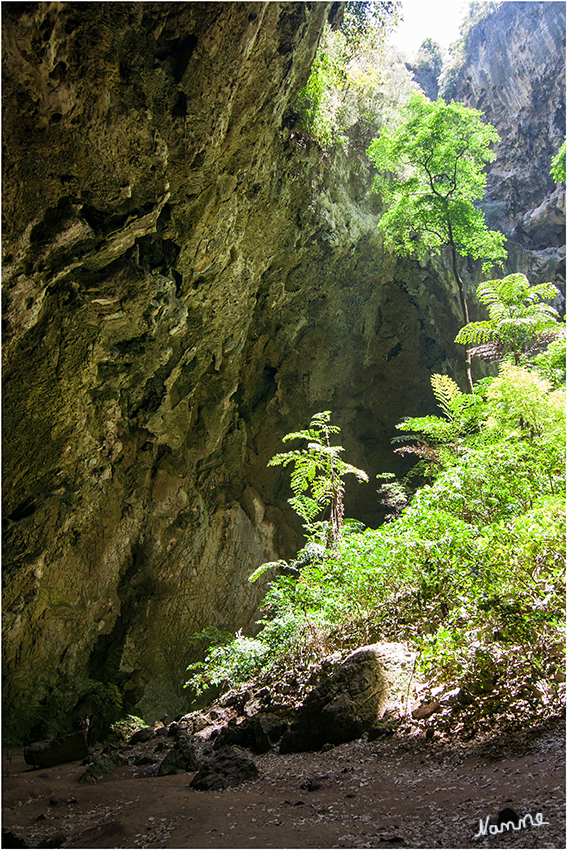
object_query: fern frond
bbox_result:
[430,374,462,418]
[288,494,320,522]
[281,430,312,444]
[455,321,495,346]
[268,450,302,467]
[526,281,559,304]
[396,415,456,441]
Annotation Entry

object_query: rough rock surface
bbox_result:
[279,644,397,753]
[23,732,89,769]
[157,735,200,776]
[454,1,565,298]
[189,745,259,791]
[2,1,564,739]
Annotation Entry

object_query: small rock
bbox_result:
[300,776,324,791]
[191,713,211,733]
[412,700,441,720]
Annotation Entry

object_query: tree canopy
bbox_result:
[366,92,506,270]
[367,92,507,389]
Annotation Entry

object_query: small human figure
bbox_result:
[161,715,168,726]
[79,715,90,733]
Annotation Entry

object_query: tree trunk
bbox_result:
[448,237,474,393]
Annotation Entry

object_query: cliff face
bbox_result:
[2,2,467,735]
[2,2,564,737]
[455,0,565,291]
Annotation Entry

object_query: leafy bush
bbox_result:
[551,139,566,183]
[293,1,410,150]
[109,714,146,742]
[186,363,565,719]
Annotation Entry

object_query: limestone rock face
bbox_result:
[2,2,564,739]
[2,1,470,737]
[454,1,565,295]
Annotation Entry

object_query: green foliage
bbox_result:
[455,273,561,364]
[268,411,368,546]
[109,714,146,742]
[188,364,565,717]
[415,39,443,80]
[77,680,123,741]
[367,91,508,393]
[367,92,506,271]
[551,139,566,183]
[340,1,401,47]
[186,632,272,697]
[294,1,406,150]
[531,333,566,389]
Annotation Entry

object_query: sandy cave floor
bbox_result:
[2,715,565,850]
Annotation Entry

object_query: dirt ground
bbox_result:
[2,715,565,850]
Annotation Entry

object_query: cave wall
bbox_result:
[2,1,564,736]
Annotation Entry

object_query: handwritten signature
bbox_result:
[475,812,549,837]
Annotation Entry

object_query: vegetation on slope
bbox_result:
[184,5,565,732]
[186,271,565,732]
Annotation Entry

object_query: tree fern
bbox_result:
[455,273,561,364]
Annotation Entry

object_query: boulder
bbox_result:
[158,734,199,776]
[412,700,442,720]
[253,713,288,753]
[189,745,259,791]
[24,732,89,769]
[213,717,256,750]
[128,726,155,744]
[79,752,128,782]
[279,644,398,753]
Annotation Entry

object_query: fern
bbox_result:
[456,274,560,364]
[267,411,367,547]
[430,374,463,418]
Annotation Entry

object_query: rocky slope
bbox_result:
[2,2,564,738]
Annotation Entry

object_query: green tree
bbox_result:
[268,411,368,547]
[367,92,507,390]
[410,38,444,99]
[551,139,566,183]
[454,273,561,365]
[294,1,402,149]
